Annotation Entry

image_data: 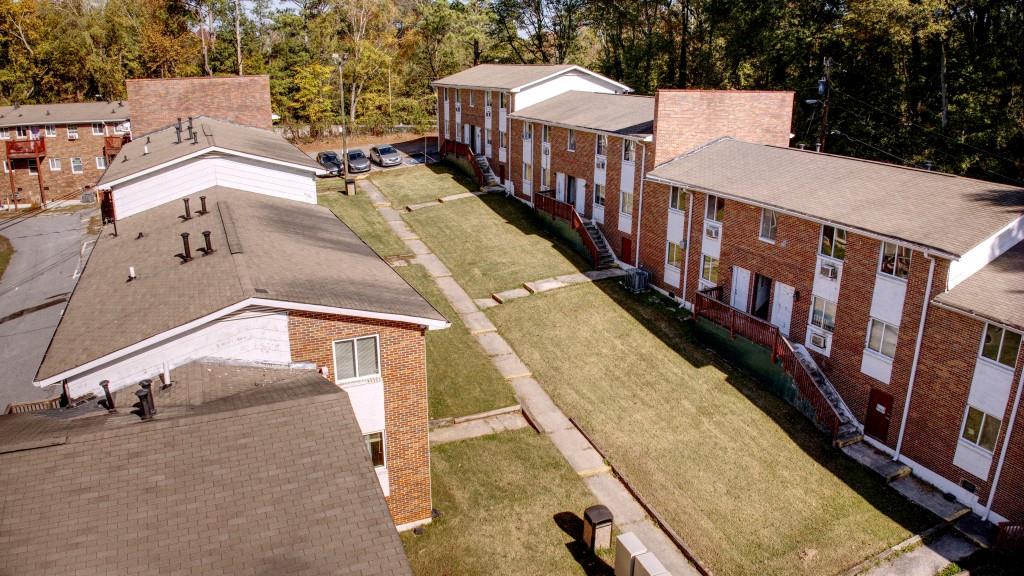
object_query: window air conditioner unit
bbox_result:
[705,226,720,240]
[820,263,838,279]
[455,103,461,113]
[485,109,492,119]
[68,133,79,140]
[543,147,550,156]
[596,158,606,170]
[811,332,827,349]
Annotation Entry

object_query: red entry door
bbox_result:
[864,388,894,442]
[621,237,633,265]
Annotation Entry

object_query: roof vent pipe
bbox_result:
[135,380,155,421]
[143,145,149,155]
[200,230,215,255]
[179,233,193,263]
[127,266,137,281]
[99,380,115,412]
[187,116,194,138]
[181,197,192,221]
[191,130,198,145]
[197,195,208,216]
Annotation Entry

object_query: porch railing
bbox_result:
[534,189,600,266]
[441,140,485,185]
[997,520,1024,549]
[693,287,842,439]
[5,138,46,158]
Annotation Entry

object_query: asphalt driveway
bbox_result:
[0,209,97,409]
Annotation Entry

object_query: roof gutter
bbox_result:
[930,300,1024,336]
[893,253,935,461]
[0,117,131,129]
[644,173,961,262]
[506,115,653,143]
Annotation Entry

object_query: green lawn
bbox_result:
[486,281,935,576]
[372,165,477,208]
[403,194,588,298]
[0,233,11,282]
[317,180,409,258]
[395,264,514,419]
[402,429,614,575]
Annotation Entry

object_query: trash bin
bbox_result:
[345,178,356,196]
[583,504,613,551]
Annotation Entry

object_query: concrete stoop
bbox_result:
[842,442,912,482]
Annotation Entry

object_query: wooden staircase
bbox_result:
[790,344,862,446]
[473,154,504,193]
[581,219,616,269]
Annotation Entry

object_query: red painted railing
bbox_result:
[534,189,600,266]
[441,140,485,185]
[693,287,842,439]
[5,138,45,158]
[997,520,1024,549]
[103,135,128,158]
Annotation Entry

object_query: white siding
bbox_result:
[112,154,317,219]
[513,72,622,111]
[948,216,1024,289]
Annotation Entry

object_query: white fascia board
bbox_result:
[34,299,450,387]
[98,146,325,188]
[513,66,633,94]
[644,173,961,261]
[0,117,131,128]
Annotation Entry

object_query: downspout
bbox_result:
[894,253,936,460]
[680,189,694,307]
[983,365,1024,521]
[633,142,647,266]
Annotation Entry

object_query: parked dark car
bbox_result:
[347,149,371,173]
[316,151,342,176]
[370,144,402,167]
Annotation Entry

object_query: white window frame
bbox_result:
[700,254,719,286]
[363,431,387,468]
[95,156,107,170]
[567,129,576,152]
[455,88,461,103]
[469,90,475,107]
[819,225,847,261]
[540,166,550,190]
[623,139,635,162]
[48,157,61,172]
[866,318,899,359]
[44,124,56,137]
[499,92,507,108]
[959,405,1002,454]
[332,335,382,384]
[455,122,462,143]
[978,323,1021,370]
[705,194,724,223]
[522,161,532,181]
[91,123,105,136]
[879,241,911,280]
[499,130,507,150]
[542,124,550,144]
[620,188,634,216]
[16,126,28,138]
[759,209,778,243]
[666,241,683,269]
[523,122,533,140]
[0,127,9,140]
[2,160,9,173]
[596,134,608,156]
[27,158,38,175]
[669,187,685,212]
[70,157,83,174]
[67,126,79,139]
[594,183,605,206]
[443,87,449,101]
[485,90,492,107]
[810,296,837,333]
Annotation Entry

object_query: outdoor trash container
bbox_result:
[583,504,613,551]
[345,178,356,196]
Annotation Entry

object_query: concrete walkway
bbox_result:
[860,532,976,576]
[429,411,529,445]
[359,179,699,575]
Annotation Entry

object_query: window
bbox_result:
[443,87,449,101]
[67,126,78,139]
[455,88,461,103]
[91,123,104,136]
[499,131,507,149]
[759,209,778,242]
[364,432,385,467]
[820,225,847,260]
[522,161,532,181]
[333,336,380,382]
[485,128,492,148]
[541,166,550,190]
[71,157,83,174]
[867,318,899,358]
[95,156,107,170]
[523,122,533,140]
[961,406,1002,453]
[594,183,605,206]
[48,158,61,172]
[26,158,39,174]
[880,242,911,279]
[0,128,8,139]
[623,140,635,162]
[542,124,550,144]
[567,129,576,152]
[810,296,837,332]
[2,160,9,173]
[113,122,126,135]
[499,92,507,108]
[44,124,56,137]
[669,187,686,211]
[16,126,27,138]
[485,90,492,107]
[981,324,1021,369]
[469,90,474,107]
[701,255,719,284]
[620,188,634,215]
[455,122,461,142]
[705,194,725,222]
[596,134,608,156]
[666,242,683,268]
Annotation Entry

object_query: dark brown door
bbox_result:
[99,190,115,223]
[621,237,633,265]
[865,388,894,442]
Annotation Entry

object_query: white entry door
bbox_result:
[463,123,471,148]
[771,282,795,337]
[555,173,566,202]
[575,179,586,215]
[731,266,751,312]
[474,126,483,154]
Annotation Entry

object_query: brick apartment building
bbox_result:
[0,101,130,207]
[126,75,273,135]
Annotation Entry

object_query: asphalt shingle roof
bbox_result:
[0,101,130,127]
[510,91,655,136]
[432,64,583,91]
[0,361,413,576]
[36,186,446,381]
[99,116,322,185]
[647,138,1024,257]
[935,241,1024,331]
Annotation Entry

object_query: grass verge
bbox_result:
[317,179,409,258]
[395,264,514,419]
[371,164,477,209]
[0,233,12,282]
[486,281,935,576]
[403,194,588,298]
[401,429,614,575]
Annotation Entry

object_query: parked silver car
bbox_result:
[370,144,402,167]
[346,149,371,173]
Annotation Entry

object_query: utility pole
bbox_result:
[332,53,352,194]
[234,0,243,75]
[816,57,832,153]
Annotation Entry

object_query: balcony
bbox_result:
[104,135,129,159]
[5,138,45,159]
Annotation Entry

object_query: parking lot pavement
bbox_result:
[318,137,440,176]
[0,209,97,409]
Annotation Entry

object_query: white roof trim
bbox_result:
[506,115,653,141]
[0,117,131,128]
[512,65,632,94]
[98,146,325,188]
[34,299,449,387]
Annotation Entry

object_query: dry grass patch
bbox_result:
[317,180,409,258]
[371,164,476,209]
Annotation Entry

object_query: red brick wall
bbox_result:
[127,76,272,135]
[652,90,794,164]
[288,312,431,527]
[437,86,509,177]
[2,123,122,205]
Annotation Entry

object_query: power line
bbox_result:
[829,129,916,166]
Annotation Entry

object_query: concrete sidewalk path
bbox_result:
[358,178,699,576]
[860,532,976,576]
[430,411,528,444]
